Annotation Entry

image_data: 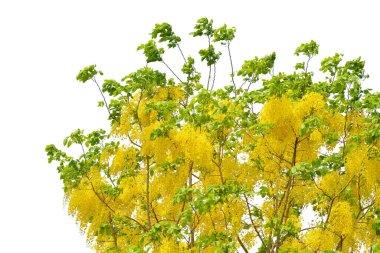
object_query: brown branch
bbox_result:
[86,175,115,213]
[358,199,376,221]
[237,235,249,253]
[211,159,225,184]
[243,194,266,248]
[325,173,354,224]
[267,150,293,166]
[325,197,336,224]
[151,205,159,223]
[127,134,141,148]
[124,216,148,232]
[312,176,333,200]
[300,226,316,232]
[279,175,293,226]
[337,175,354,197]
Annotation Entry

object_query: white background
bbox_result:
[0,0,379,252]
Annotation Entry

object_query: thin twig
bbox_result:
[206,36,212,90]
[243,194,266,248]
[176,43,187,64]
[237,235,249,253]
[127,134,141,148]
[92,77,111,117]
[162,60,183,83]
[227,41,237,96]
[211,64,216,90]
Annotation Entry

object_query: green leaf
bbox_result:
[151,22,181,48]
[137,40,164,63]
[213,24,236,43]
[294,40,319,57]
[122,67,167,94]
[97,101,104,107]
[76,64,99,83]
[101,185,122,197]
[191,17,214,37]
[199,45,221,66]
[320,53,343,77]
[237,52,276,83]
[372,220,380,235]
[102,79,123,97]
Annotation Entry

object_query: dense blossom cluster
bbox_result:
[46,19,379,252]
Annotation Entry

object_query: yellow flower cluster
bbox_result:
[109,146,137,176]
[155,86,184,101]
[260,96,299,140]
[255,93,329,174]
[68,168,111,238]
[151,238,190,253]
[118,173,146,215]
[302,229,335,252]
[346,146,380,189]
[64,85,379,252]
[295,92,325,119]
[170,125,213,170]
[111,102,134,137]
[329,201,354,236]
[138,100,159,127]
[319,171,353,200]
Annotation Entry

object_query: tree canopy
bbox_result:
[46,18,380,252]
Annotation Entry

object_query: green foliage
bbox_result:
[196,232,236,252]
[181,56,201,84]
[151,22,181,48]
[122,67,167,94]
[294,40,319,57]
[320,53,343,77]
[237,52,276,83]
[213,24,236,44]
[46,129,111,193]
[102,79,123,97]
[77,64,103,83]
[137,40,164,63]
[373,243,380,253]
[199,45,221,66]
[191,17,214,37]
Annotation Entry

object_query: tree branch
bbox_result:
[243,194,266,248]
[237,235,249,253]
[92,77,112,117]
[162,60,183,83]
[176,43,187,64]
[211,64,217,90]
[227,41,237,96]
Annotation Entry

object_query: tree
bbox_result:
[46,18,380,252]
